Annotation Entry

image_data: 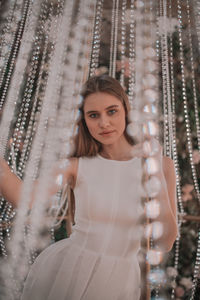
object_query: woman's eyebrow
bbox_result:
[85,110,98,115]
[105,104,119,110]
[85,104,120,115]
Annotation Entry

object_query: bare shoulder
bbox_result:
[68,157,79,175]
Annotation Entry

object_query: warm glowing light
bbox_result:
[143,138,160,156]
[144,89,158,103]
[144,157,160,175]
[146,249,163,265]
[142,121,158,136]
[144,176,161,197]
[145,199,160,218]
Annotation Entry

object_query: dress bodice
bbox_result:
[22,155,143,300]
[70,155,144,259]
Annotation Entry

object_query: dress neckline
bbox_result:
[97,154,139,163]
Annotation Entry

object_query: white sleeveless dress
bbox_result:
[21,155,143,300]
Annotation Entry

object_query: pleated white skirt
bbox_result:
[21,239,141,300]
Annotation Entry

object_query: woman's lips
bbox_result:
[99,130,115,136]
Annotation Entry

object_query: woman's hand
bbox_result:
[0,157,22,208]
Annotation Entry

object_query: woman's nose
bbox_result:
[98,115,109,128]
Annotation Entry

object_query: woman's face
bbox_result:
[83,92,126,145]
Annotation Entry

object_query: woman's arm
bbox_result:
[154,156,178,252]
[0,157,78,209]
[162,156,177,220]
[0,158,22,208]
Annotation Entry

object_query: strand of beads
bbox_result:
[0,0,42,158]
[4,1,95,297]
[10,1,54,179]
[168,1,185,298]
[128,0,135,108]
[194,0,200,52]
[17,39,49,178]
[0,0,34,259]
[0,0,16,88]
[0,200,16,257]
[109,0,115,76]
[84,0,97,80]
[177,0,200,201]
[1,2,63,298]
[89,0,104,77]
[0,0,31,110]
[0,0,52,264]
[184,5,200,295]
[186,0,200,151]
[45,0,82,222]
[177,1,200,298]
[127,1,165,298]
[168,1,184,216]
[112,0,119,77]
[119,0,127,87]
[149,1,163,298]
[186,2,200,298]
[190,230,200,300]
[57,0,96,159]
[24,0,71,261]
[24,0,95,258]
[51,0,96,225]
[159,0,173,158]
[109,0,119,77]
[0,0,25,105]
[109,0,118,77]
[19,1,57,265]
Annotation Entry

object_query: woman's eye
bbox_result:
[89,113,98,119]
[108,109,117,115]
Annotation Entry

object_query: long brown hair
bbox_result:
[71,75,134,158]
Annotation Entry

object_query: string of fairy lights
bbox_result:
[0,0,200,299]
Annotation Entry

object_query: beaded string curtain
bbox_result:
[0,0,200,299]
[0,0,97,298]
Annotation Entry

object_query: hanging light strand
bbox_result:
[0,0,39,259]
[51,0,96,225]
[128,0,135,108]
[85,0,97,80]
[167,13,184,299]
[18,2,57,264]
[177,2,200,297]
[109,0,116,77]
[10,1,54,179]
[0,0,31,110]
[194,0,200,53]
[112,0,119,78]
[168,3,184,296]
[89,0,104,77]
[159,0,171,157]
[17,39,48,178]
[0,0,16,85]
[177,0,200,202]
[0,0,24,96]
[186,0,200,151]
[120,0,127,87]
[186,2,200,299]
[168,0,184,216]
[0,0,54,263]
[190,229,200,300]
[0,0,42,158]
[3,1,67,297]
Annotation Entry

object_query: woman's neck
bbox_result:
[100,136,133,161]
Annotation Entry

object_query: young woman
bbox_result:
[0,75,177,300]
